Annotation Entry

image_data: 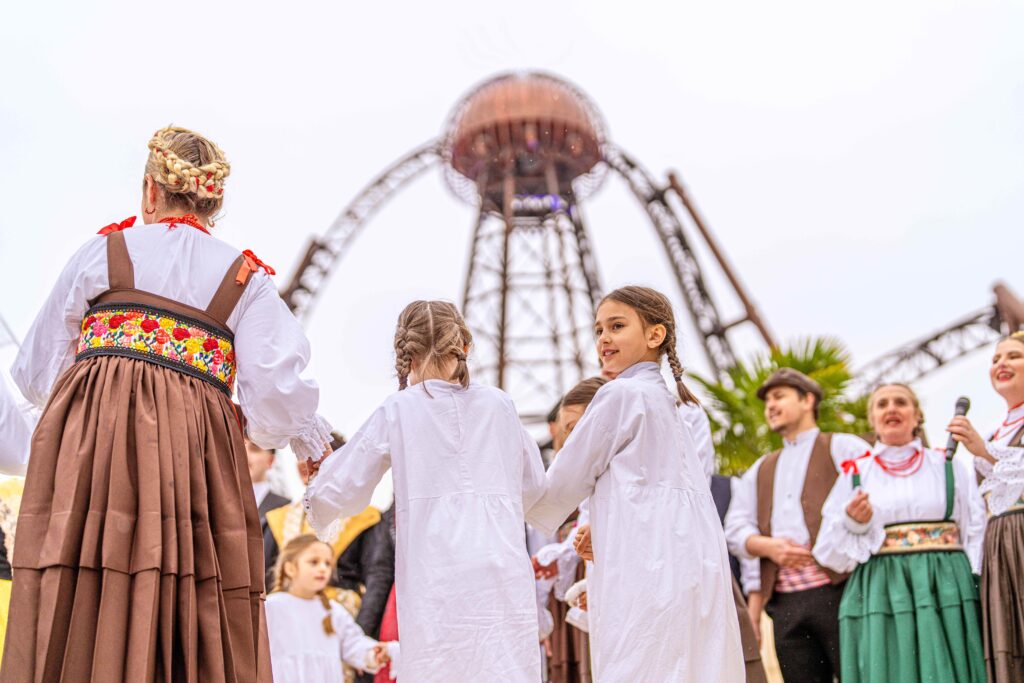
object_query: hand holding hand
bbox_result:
[532,555,558,579]
[372,644,390,668]
[845,490,874,525]
[578,590,588,612]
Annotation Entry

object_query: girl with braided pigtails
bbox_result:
[529,285,745,681]
[304,300,549,683]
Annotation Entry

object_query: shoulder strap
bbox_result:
[205,254,251,326]
[106,231,135,290]
[944,449,955,521]
[756,450,781,536]
[802,432,837,544]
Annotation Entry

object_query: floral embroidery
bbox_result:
[879,522,961,554]
[77,305,236,395]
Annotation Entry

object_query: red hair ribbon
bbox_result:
[236,249,276,285]
[97,216,137,236]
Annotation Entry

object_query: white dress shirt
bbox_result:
[724,427,871,560]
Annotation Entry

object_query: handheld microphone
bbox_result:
[945,396,971,458]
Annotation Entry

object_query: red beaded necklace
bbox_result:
[874,448,924,477]
[159,213,209,234]
[992,402,1024,441]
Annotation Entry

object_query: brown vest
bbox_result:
[755,431,849,602]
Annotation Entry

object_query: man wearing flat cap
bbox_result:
[724,368,870,683]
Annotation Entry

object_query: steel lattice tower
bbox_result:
[442,74,606,417]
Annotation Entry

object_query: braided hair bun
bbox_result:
[145,126,230,219]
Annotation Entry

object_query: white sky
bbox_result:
[2,1,1022,491]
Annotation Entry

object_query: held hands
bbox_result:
[573,524,594,562]
[577,590,588,612]
[304,442,335,483]
[845,490,873,525]
[532,555,558,579]
[371,643,391,668]
[947,416,990,461]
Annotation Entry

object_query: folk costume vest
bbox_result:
[77,230,255,397]
[756,432,849,602]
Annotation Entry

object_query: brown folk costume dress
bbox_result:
[1,232,271,682]
[981,425,1024,682]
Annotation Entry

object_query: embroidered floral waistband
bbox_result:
[995,498,1024,518]
[878,522,962,555]
[76,304,236,396]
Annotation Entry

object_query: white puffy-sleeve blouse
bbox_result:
[813,439,986,574]
[10,222,331,461]
[977,403,1024,515]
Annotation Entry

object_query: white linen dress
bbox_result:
[304,380,547,682]
[528,362,744,682]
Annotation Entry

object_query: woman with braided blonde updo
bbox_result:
[304,300,549,682]
[4,126,332,681]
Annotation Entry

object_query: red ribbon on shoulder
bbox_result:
[235,249,276,284]
[841,459,859,477]
[97,216,137,236]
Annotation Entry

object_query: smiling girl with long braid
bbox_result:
[529,285,744,681]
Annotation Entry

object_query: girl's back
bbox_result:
[306,381,546,681]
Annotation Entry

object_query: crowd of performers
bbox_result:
[0,125,1021,682]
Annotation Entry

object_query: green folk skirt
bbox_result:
[839,550,985,683]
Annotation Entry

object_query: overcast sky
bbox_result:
[2,2,1021,494]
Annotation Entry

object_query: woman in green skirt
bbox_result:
[812,384,987,682]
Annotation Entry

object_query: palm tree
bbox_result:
[693,337,869,476]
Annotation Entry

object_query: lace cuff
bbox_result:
[288,413,333,464]
[979,444,1024,515]
[814,511,885,573]
[302,484,342,544]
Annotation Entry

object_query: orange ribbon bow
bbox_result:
[235,249,276,284]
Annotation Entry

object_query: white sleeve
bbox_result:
[723,460,763,560]
[525,386,632,536]
[954,453,987,574]
[0,380,34,476]
[332,604,382,672]
[739,556,760,595]
[520,425,547,516]
[979,443,1024,516]
[812,470,884,573]
[681,403,716,483]
[11,237,108,408]
[303,405,391,541]
[233,275,332,463]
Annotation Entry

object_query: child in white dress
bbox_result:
[304,300,547,682]
[266,535,394,683]
[528,285,745,681]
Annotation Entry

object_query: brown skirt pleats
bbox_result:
[0,356,271,683]
[982,510,1024,683]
